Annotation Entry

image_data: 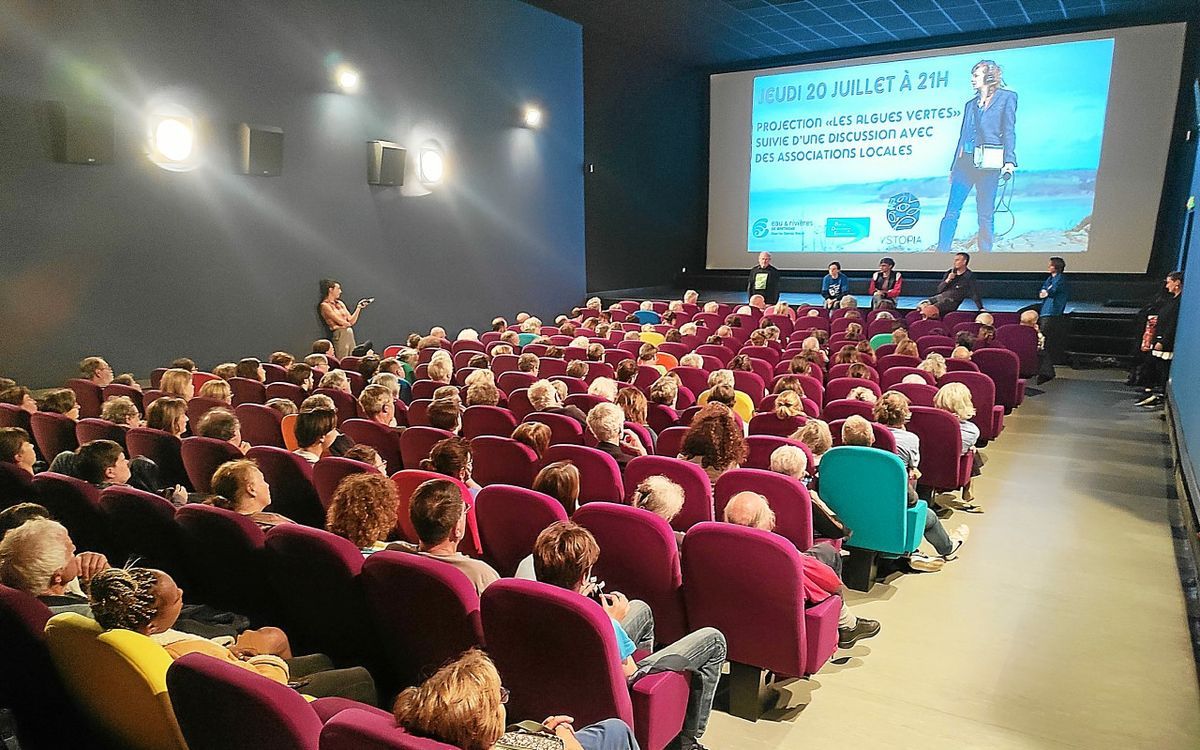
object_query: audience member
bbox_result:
[194,408,251,454]
[586,402,646,469]
[38,388,79,419]
[359,384,398,427]
[532,461,581,515]
[427,398,462,434]
[0,427,36,475]
[198,378,233,403]
[630,475,685,544]
[511,422,550,460]
[393,479,498,594]
[326,472,398,553]
[79,356,114,387]
[529,380,586,425]
[159,369,195,400]
[146,396,188,437]
[101,396,141,428]
[235,358,265,382]
[210,459,293,530]
[0,385,38,413]
[678,404,745,485]
[318,369,352,394]
[933,382,986,512]
[421,437,481,494]
[294,408,338,463]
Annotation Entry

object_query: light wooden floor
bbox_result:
[703,369,1200,749]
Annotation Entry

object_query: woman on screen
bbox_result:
[937,60,1017,253]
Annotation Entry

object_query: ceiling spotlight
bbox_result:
[146,103,199,172]
[522,105,543,129]
[335,64,361,93]
[419,147,444,185]
[154,117,194,161]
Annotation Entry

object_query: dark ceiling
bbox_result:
[525,0,1196,67]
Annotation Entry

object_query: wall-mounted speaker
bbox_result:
[45,102,113,165]
[235,123,283,176]
[367,140,406,186]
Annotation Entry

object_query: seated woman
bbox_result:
[587,377,618,402]
[630,475,685,545]
[845,386,877,404]
[293,408,338,463]
[146,396,189,437]
[678,403,745,486]
[465,380,500,407]
[210,459,293,530]
[533,461,581,515]
[197,378,233,404]
[872,391,968,570]
[895,339,920,359]
[918,353,947,380]
[696,370,754,423]
[38,388,79,420]
[787,355,813,376]
[768,444,847,545]
[791,419,832,472]
[326,472,399,554]
[933,382,986,512]
[318,369,353,394]
[585,403,646,469]
[235,358,266,382]
[88,567,377,704]
[615,387,656,443]
[648,376,679,412]
[511,422,551,461]
[528,380,586,425]
[831,345,859,366]
[159,368,195,401]
[394,648,635,750]
[427,353,454,385]
[0,427,37,476]
[421,437,482,495]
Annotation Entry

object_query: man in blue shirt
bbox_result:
[532,522,727,750]
[1037,256,1068,383]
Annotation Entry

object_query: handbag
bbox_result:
[495,722,565,750]
[973,144,1005,170]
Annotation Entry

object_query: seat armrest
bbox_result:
[630,670,690,750]
[311,697,392,723]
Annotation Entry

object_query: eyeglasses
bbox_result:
[499,687,510,704]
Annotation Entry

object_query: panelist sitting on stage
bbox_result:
[921,252,984,315]
[821,262,850,309]
[868,257,903,309]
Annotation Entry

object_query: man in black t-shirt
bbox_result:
[747,252,781,304]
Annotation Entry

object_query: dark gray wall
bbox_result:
[581,34,708,292]
[0,0,583,386]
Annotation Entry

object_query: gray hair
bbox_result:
[0,518,71,595]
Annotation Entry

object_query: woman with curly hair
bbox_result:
[420,437,481,495]
[394,648,635,750]
[678,404,746,486]
[895,339,920,358]
[88,566,377,702]
[326,473,399,553]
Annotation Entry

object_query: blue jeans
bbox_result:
[636,627,727,742]
[938,158,1001,252]
[576,718,639,750]
[924,507,953,556]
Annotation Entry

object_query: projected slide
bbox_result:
[747,38,1114,255]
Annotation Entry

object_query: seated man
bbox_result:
[528,380,586,425]
[724,492,879,649]
[585,403,645,469]
[516,353,540,376]
[38,388,80,420]
[79,356,114,387]
[532,522,725,750]
[194,408,251,454]
[390,479,498,595]
[358,384,399,428]
[101,396,142,428]
[426,398,462,434]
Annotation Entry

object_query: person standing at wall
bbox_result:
[747,252,780,305]
[1036,256,1069,384]
[1137,271,1183,408]
[318,279,371,359]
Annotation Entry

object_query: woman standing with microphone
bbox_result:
[318,278,372,359]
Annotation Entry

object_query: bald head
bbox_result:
[724,491,775,531]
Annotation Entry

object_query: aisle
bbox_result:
[704,369,1200,749]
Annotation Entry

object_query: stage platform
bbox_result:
[590,286,1140,316]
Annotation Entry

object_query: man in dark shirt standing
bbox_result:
[923,252,985,315]
[747,252,780,304]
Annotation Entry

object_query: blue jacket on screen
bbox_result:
[1040,274,1068,317]
[822,274,849,301]
[951,87,1017,170]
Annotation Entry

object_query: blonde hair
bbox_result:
[209,459,260,512]
[527,380,559,411]
[614,387,647,424]
[708,369,734,389]
[846,386,877,404]
[841,415,874,446]
[792,419,832,457]
[895,339,919,357]
[768,445,807,480]
[872,390,911,427]
[358,384,393,417]
[146,396,187,434]
[934,382,976,420]
[773,390,804,419]
[198,379,232,403]
[631,475,684,522]
[586,402,625,443]
[159,369,192,397]
[587,378,617,401]
[427,356,453,383]
[101,395,140,425]
[918,354,947,379]
[649,377,678,407]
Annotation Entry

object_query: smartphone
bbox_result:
[359,297,375,306]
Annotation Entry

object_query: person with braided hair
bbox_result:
[88,567,378,704]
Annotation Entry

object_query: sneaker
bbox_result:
[945,525,970,557]
[907,554,945,572]
[838,618,881,649]
[679,739,708,750]
[1135,394,1162,407]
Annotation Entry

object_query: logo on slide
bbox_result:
[885,192,921,231]
[751,218,770,238]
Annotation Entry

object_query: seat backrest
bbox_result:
[747,411,805,438]
[972,348,1021,411]
[917,335,956,356]
[0,403,32,434]
[30,411,79,462]
[880,366,935,389]
[389,470,481,555]
[175,504,273,622]
[573,503,689,644]
[247,446,324,527]
[939,371,999,440]
[76,417,128,447]
[943,358,980,373]
[31,472,107,556]
[827,363,878,382]
[265,382,307,407]
[744,435,812,472]
[167,651,323,750]
[670,366,709,396]
[481,579,633,728]
[361,551,485,686]
[264,524,375,665]
[563,393,607,414]
[474,485,568,575]
[186,396,230,430]
[646,403,679,435]
[314,388,359,424]
[654,426,689,458]
[44,612,187,750]
[995,324,1039,377]
[817,446,914,554]
[236,403,286,448]
[908,319,946,339]
[228,377,267,406]
[181,436,244,493]
[313,456,379,510]
[524,411,585,445]
[67,379,104,419]
[497,371,537,395]
[907,406,969,491]
[714,468,814,551]
[877,354,922,373]
[942,310,976,328]
[543,445,623,504]
[461,405,517,440]
[99,485,187,579]
[0,461,36,510]
[341,419,404,474]
[469,436,538,488]
[320,708,459,750]
[829,419,897,452]
[399,426,455,469]
[821,398,874,423]
[681,522,807,677]
[823,377,881,404]
[127,427,189,488]
[891,381,938,407]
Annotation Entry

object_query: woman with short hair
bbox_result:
[159,369,194,400]
[326,472,399,553]
[533,461,581,515]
